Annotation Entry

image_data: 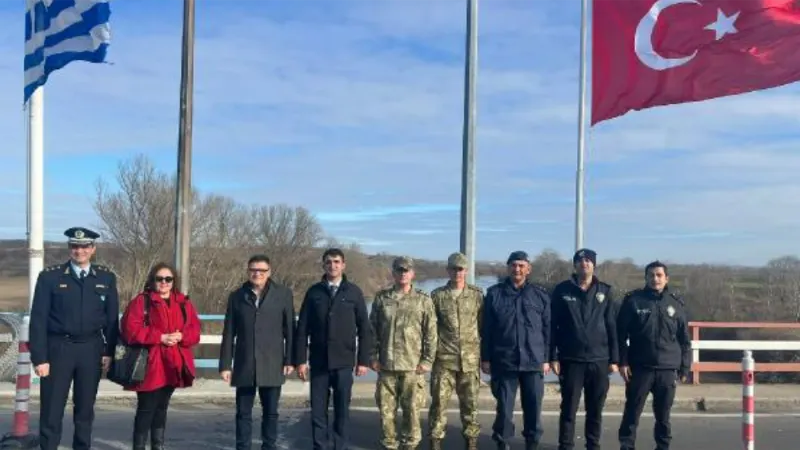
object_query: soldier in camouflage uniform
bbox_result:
[428,252,483,450]
[370,256,438,450]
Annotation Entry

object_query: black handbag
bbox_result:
[107,298,151,387]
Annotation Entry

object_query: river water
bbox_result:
[359,276,624,385]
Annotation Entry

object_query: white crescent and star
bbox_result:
[634,0,741,71]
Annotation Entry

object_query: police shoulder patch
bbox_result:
[670,292,685,305]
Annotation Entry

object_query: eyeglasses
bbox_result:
[248,268,270,274]
[155,276,174,283]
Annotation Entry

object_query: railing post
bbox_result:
[0,314,38,448]
[742,350,755,450]
[692,324,700,384]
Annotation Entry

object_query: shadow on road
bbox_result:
[282,410,559,450]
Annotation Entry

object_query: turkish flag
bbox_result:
[592,0,800,125]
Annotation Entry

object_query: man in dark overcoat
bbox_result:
[219,254,296,450]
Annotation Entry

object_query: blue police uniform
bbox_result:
[481,251,551,450]
[28,227,119,450]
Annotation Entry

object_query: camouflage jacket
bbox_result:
[369,285,438,371]
[430,282,483,372]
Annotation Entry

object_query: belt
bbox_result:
[48,331,101,342]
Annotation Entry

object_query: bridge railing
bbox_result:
[689,321,800,385]
[4,315,800,384]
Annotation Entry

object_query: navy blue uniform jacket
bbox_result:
[616,286,691,378]
[29,262,120,366]
[480,279,551,373]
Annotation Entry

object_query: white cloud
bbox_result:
[0,0,798,266]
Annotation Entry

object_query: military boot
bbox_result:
[430,438,443,450]
[524,440,539,450]
[465,437,478,450]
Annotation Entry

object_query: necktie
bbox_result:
[79,270,86,280]
[330,284,338,297]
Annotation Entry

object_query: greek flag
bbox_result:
[24,0,111,103]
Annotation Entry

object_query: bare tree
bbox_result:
[531,249,572,289]
[765,256,800,321]
[93,155,175,303]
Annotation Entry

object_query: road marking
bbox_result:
[286,406,800,419]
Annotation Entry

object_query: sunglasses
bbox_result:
[155,276,174,283]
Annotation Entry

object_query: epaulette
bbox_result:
[430,285,447,296]
[466,283,483,294]
[94,265,110,272]
[43,264,62,272]
[530,282,549,294]
[414,288,430,297]
[669,292,685,305]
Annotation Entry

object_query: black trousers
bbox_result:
[310,367,354,450]
[134,386,175,435]
[557,361,610,450]
[236,386,281,450]
[39,336,103,450]
[490,370,544,445]
[618,368,677,450]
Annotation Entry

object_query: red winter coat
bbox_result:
[120,291,201,392]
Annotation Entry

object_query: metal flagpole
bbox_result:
[575,0,590,251]
[1,80,44,450]
[460,0,478,284]
[174,0,195,294]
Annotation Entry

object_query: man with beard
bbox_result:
[549,248,619,450]
[617,261,691,450]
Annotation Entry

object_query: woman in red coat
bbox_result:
[120,262,201,450]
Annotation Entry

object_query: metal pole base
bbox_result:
[0,433,39,449]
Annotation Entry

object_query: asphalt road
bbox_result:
[1,404,799,449]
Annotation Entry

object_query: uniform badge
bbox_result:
[75,229,84,239]
[667,305,675,317]
[596,292,605,303]
[100,295,106,302]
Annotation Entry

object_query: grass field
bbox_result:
[0,277,27,312]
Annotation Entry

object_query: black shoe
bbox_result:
[151,427,166,450]
[133,431,148,450]
[525,441,539,450]
[496,442,511,450]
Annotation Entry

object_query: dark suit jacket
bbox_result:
[293,275,372,370]
[219,280,295,387]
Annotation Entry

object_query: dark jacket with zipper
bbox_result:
[549,275,619,364]
[293,274,373,370]
[480,278,551,373]
[218,280,295,387]
[616,286,691,377]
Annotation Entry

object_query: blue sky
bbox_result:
[3,0,799,266]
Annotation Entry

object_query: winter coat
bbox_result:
[120,290,201,392]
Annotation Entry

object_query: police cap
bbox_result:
[64,227,100,245]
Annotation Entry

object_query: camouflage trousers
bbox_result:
[375,370,427,450]
[428,366,481,440]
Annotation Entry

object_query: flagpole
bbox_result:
[174,0,195,294]
[460,0,478,284]
[575,0,590,251]
[0,83,45,450]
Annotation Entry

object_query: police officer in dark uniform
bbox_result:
[29,227,120,450]
[550,248,619,450]
[481,251,551,450]
[616,261,691,450]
